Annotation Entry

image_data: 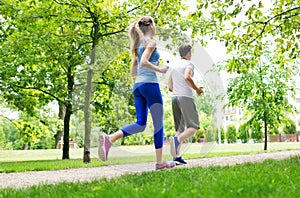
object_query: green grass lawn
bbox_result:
[1,156,299,198]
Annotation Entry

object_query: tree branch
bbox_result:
[153,0,163,14]
[54,0,80,8]
[127,5,141,14]
[14,85,64,105]
[247,6,300,45]
[263,6,300,24]
[98,29,127,39]
[71,105,84,113]
[0,115,19,128]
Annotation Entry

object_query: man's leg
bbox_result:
[176,127,197,156]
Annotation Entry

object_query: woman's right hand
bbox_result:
[159,65,169,73]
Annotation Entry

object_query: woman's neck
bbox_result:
[144,33,153,39]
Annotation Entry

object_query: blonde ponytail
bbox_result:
[129,16,154,58]
[129,21,143,58]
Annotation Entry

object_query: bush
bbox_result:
[238,123,250,143]
[123,133,154,145]
[283,118,296,134]
[226,125,237,143]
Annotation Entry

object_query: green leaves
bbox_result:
[1,0,192,153]
[189,0,300,73]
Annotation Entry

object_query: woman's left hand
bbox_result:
[159,65,169,74]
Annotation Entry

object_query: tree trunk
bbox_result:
[54,101,66,148]
[23,143,28,150]
[62,104,72,159]
[264,116,268,150]
[83,69,93,163]
[259,61,268,151]
[62,63,74,159]
[83,20,99,163]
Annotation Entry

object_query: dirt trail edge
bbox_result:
[1,150,299,189]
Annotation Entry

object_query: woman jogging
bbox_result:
[98,16,175,170]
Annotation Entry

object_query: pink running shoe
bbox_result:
[98,134,111,161]
[155,161,176,170]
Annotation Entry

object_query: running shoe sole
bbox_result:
[98,134,107,161]
[174,161,184,165]
[169,136,176,158]
[173,157,187,165]
[156,161,176,170]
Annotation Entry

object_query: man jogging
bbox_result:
[168,43,203,165]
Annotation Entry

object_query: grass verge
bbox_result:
[1,156,299,197]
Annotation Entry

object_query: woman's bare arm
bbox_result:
[140,40,169,73]
[130,58,138,76]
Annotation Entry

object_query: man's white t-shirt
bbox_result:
[170,59,195,98]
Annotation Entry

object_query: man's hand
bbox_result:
[196,87,203,95]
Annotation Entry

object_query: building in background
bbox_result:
[223,105,243,131]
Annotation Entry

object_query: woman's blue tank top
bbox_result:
[135,39,160,83]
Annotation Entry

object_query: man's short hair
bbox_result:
[179,44,192,57]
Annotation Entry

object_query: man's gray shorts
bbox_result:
[172,96,200,132]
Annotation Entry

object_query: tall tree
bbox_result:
[60,0,189,162]
[0,0,190,160]
[0,0,89,158]
[225,47,297,150]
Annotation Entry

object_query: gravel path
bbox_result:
[0,150,299,189]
